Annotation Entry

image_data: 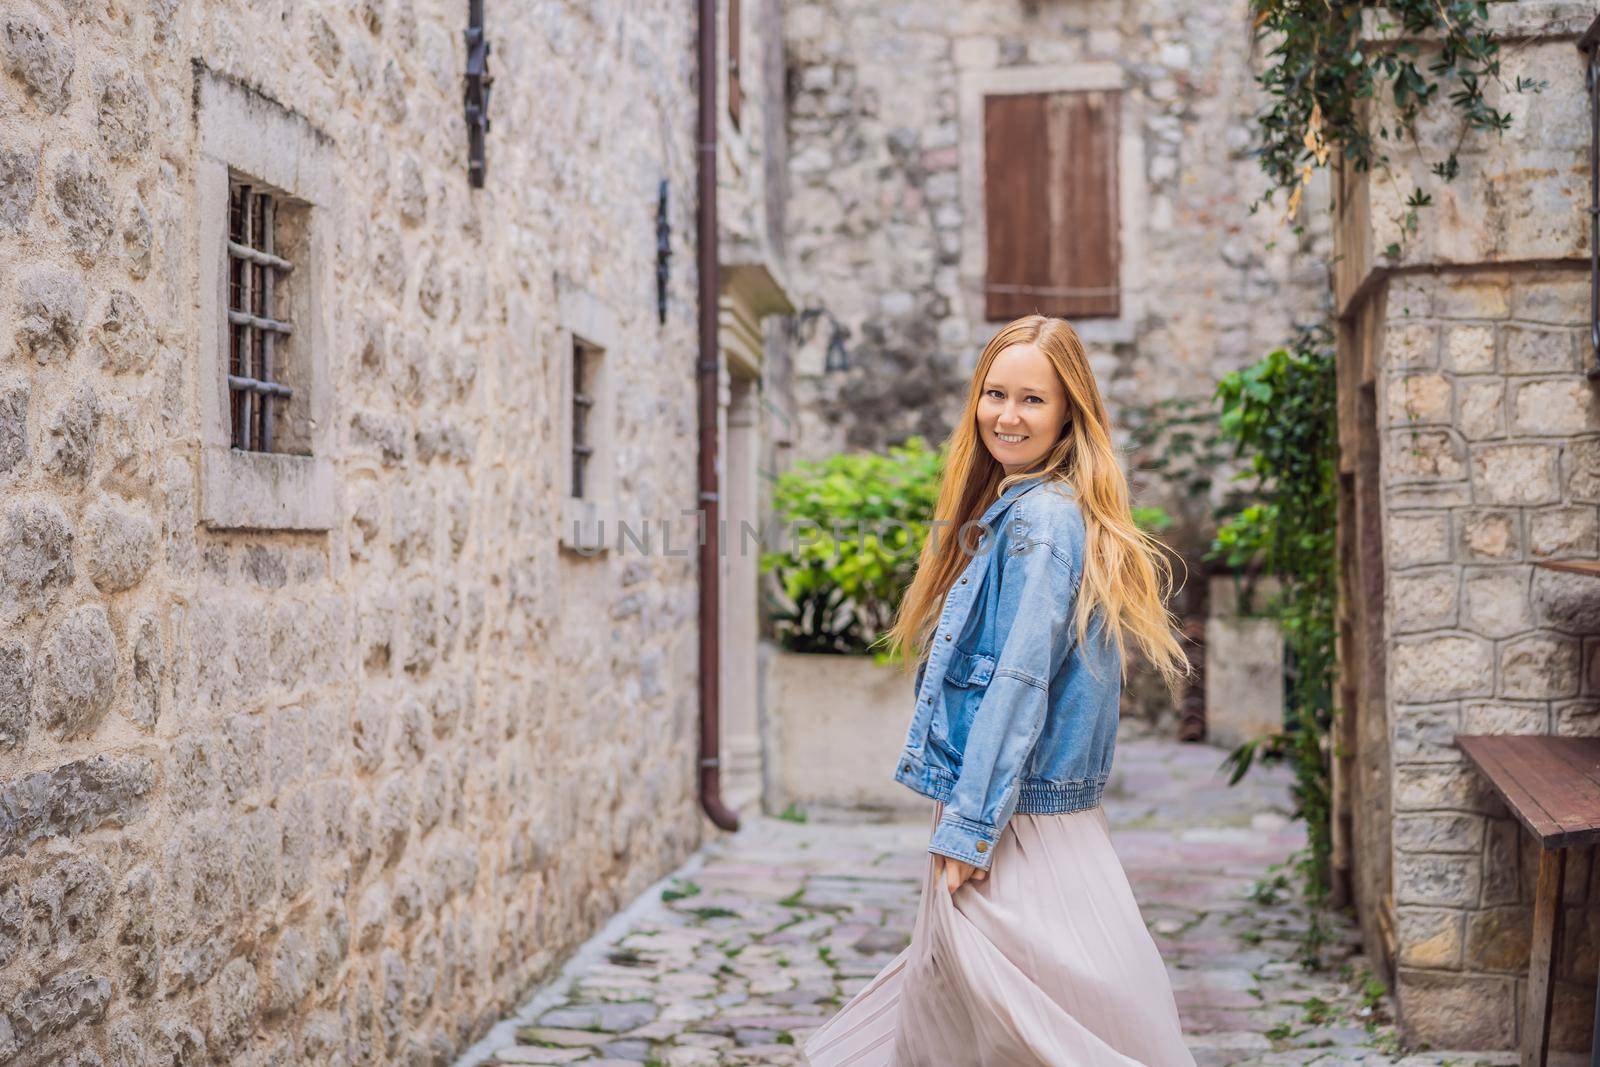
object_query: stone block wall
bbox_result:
[1378,267,1600,1049]
[1341,3,1600,1048]
[0,2,780,1064]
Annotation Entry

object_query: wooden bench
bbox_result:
[1456,734,1600,1067]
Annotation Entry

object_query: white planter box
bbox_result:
[1204,576,1286,751]
[759,645,929,821]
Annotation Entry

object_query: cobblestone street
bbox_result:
[459,735,1516,1067]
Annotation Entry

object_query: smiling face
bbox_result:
[976,342,1071,474]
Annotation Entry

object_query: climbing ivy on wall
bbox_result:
[1249,0,1539,232]
[1235,3,1540,946]
[1211,329,1338,954]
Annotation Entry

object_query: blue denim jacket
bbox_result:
[893,475,1121,870]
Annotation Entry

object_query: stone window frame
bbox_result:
[195,67,336,531]
[556,282,620,555]
[957,63,1146,348]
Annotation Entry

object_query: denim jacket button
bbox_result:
[975,840,988,854]
[901,763,911,773]
[943,633,952,641]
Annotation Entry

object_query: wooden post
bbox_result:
[1525,847,1567,1067]
[1591,952,1600,1067]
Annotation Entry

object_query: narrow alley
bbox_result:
[459,735,1518,1067]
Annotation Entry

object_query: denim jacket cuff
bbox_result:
[927,810,998,870]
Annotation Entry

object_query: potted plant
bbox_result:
[757,437,942,820]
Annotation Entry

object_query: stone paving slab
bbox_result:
[458,735,1522,1067]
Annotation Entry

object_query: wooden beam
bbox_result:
[1524,846,1566,1067]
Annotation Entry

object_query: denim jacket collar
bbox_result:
[980,472,1050,525]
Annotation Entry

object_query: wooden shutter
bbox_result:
[984,90,1121,321]
[727,0,742,128]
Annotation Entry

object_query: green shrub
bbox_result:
[761,438,1171,657]
[1211,327,1338,929]
[760,437,943,656]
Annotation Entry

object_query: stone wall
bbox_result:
[1336,2,1600,1049]
[0,2,780,1064]
[1378,266,1599,1048]
[779,0,1332,728]
[781,0,1332,466]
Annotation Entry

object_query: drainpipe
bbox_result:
[696,0,739,832]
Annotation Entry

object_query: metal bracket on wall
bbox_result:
[793,306,852,373]
[657,180,672,325]
[464,0,493,188]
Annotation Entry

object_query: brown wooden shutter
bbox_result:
[727,0,743,128]
[984,90,1121,321]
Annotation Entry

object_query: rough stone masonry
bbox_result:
[778,0,1338,732]
[781,0,1333,463]
[1336,2,1600,1051]
[0,1,789,1064]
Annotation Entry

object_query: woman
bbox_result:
[802,315,1196,1067]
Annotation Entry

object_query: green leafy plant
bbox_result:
[1300,995,1334,1025]
[1131,505,1174,533]
[661,879,702,903]
[1250,0,1535,234]
[1211,329,1338,924]
[761,437,944,655]
[1249,867,1290,907]
[1124,396,1230,512]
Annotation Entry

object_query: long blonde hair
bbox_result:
[885,315,1189,692]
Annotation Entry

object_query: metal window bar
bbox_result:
[572,341,594,498]
[227,182,295,451]
[1583,14,1600,379]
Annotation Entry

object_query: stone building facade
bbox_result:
[778,0,1334,730]
[1331,2,1600,1050]
[0,1,792,1064]
[781,0,1332,466]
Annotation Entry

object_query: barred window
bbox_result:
[197,68,334,531]
[227,179,295,452]
[556,284,618,554]
[571,337,598,499]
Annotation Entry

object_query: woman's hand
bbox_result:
[938,855,989,893]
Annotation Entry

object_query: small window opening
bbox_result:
[227,179,295,452]
[571,337,598,499]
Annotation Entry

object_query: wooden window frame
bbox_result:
[982,89,1121,322]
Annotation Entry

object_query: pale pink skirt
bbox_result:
[802,800,1195,1067]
